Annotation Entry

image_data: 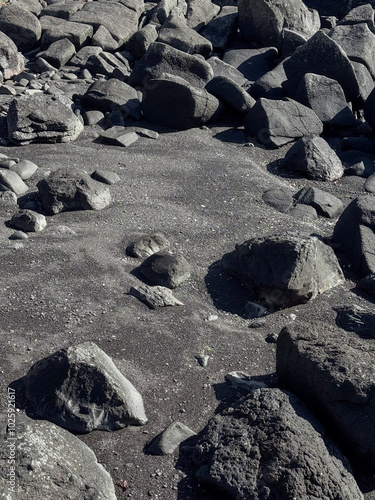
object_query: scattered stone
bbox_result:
[265,331,278,343]
[244,301,267,319]
[9,230,28,240]
[288,203,318,221]
[196,354,209,367]
[134,128,159,140]
[282,137,344,181]
[221,233,344,309]
[0,168,28,195]
[147,422,196,455]
[129,283,184,309]
[294,186,343,218]
[91,169,120,185]
[191,387,363,499]
[24,341,148,433]
[99,127,139,148]
[335,303,375,336]
[139,251,191,289]
[37,167,112,215]
[126,232,170,258]
[276,321,375,469]
[83,109,104,125]
[0,414,117,500]
[45,225,77,237]
[9,159,38,180]
[10,209,46,232]
[262,187,294,213]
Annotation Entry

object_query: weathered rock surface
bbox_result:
[191,387,363,499]
[294,186,343,218]
[336,303,375,336]
[262,187,294,214]
[0,414,117,499]
[37,168,112,215]
[0,4,41,53]
[10,210,46,232]
[127,232,170,258]
[129,283,184,309]
[0,31,25,81]
[205,75,255,114]
[277,321,375,468]
[139,251,191,288]
[147,421,196,455]
[0,168,28,195]
[24,341,148,433]
[221,233,344,309]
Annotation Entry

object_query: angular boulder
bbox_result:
[294,186,343,218]
[7,94,83,145]
[277,321,375,469]
[0,4,41,52]
[139,251,191,288]
[10,210,46,232]
[221,233,344,309]
[24,341,148,433]
[0,31,25,81]
[244,97,323,148]
[186,0,220,30]
[191,387,363,499]
[126,232,170,258]
[141,74,222,130]
[0,414,117,499]
[37,168,112,215]
[205,75,255,114]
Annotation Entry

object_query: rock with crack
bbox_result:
[294,186,343,218]
[139,251,191,288]
[0,414,117,499]
[10,210,46,232]
[129,283,184,309]
[221,233,344,309]
[37,168,111,215]
[146,421,196,455]
[126,232,170,258]
[282,137,344,181]
[191,387,363,499]
[24,341,148,433]
[332,194,375,276]
[7,94,83,145]
[277,321,375,469]
[244,97,323,148]
[141,73,222,130]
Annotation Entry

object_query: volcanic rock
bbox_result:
[294,186,343,218]
[147,421,196,455]
[139,251,191,288]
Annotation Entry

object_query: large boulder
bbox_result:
[37,168,112,215]
[332,194,375,276]
[244,97,323,148]
[141,73,222,130]
[128,42,214,89]
[238,0,320,50]
[221,233,344,309]
[186,0,220,30]
[40,17,94,51]
[277,321,375,468]
[0,414,117,499]
[0,31,25,81]
[24,341,148,433]
[205,75,255,114]
[0,4,41,52]
[191,387,363,499]
[200,6,238,52]
[7,94,83,145]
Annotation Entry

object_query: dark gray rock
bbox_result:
[221,233,344,309]
[336,303,375,336]
[10,210,46,232]
[81,78,140,119]
[332,194,375,276]
[250,58,288,99]
[126,24,158,60]
[192,387,363,500]
[200,6,238,52]
[364,87,375,133]
[69,45,102,68]
[223,46,278,84]
[41,38,76,68]
[282,136,344,181]
[294,73,355,129]
[352,60,374,103]
[0,31,25,81]
[129,283,184,309]
[128,42,214,89]
[41,17,94,51]
[281,28,307,57]
[0,414,117,499]
[288,203,318,221]
[244,98,323,148]
[127,232,170,258]
[357,273,375,295]
[276,321,375,469]
[149,0,184,26]
[245,301,268,319]
[7,94,83,145]
[294,186,343,218]
[0,4,41,52]
[338,3,375,27]
[92,25,119,52]
[283,30,360,102]
[139,251,191,288]
[207,56,248,87]
[140,74,222,130]
[147,421,196,455]
[342,136,375,154]
[205,75,255,114]
[186,0,220,30]
[24,341,148,433]
[262,187,294,213]
[40,2,83,20]
[37,168,111,215]
[238,0,320,49]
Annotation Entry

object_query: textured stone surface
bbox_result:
[139,251,191,288]
[147,421,196,455]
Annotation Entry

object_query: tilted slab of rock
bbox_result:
[221,233,344,309]
[0,414,117,499]
[201,6,238,53]
[223,46,278,85]
[191,387,363,499]
[277,321,375,469]
[37,168,111,215]
[40,17,94,51]
[238,0,320,50]
[141,73,222,130]
[333,194,375,276]
[336,303,375,336]
[24,341,148,433]
[0,31,25,81]
[128,42,214,89]
[7,94,83,145]
[244,97,323,148]
[0,168,28,195]
[129,283,184,309]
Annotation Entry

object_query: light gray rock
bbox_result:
[224,371,268,391]
[10,209,46,232]
[289,203,318,221]
[365,174,375,192]
[0,4,41,52]
[221,233,344,309]
[207,56,248,87]
[37,168,111,215]
[186,0,220,30]
[24,341,148,433]
[139,251,191,289]
[294,186,343,218]
[99,128,139,148]
[0,31,25,81]
[192,387,363,499]
[0,414,118,500]
[91,169,120,185]
[147,421,196,455]
[276,321,375,470]
[92,25,119,52]
[127,232,170,258]
[7,94,83,145]
[0,169,28,195]
[129,283,184,309]
[9,159,38,180]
